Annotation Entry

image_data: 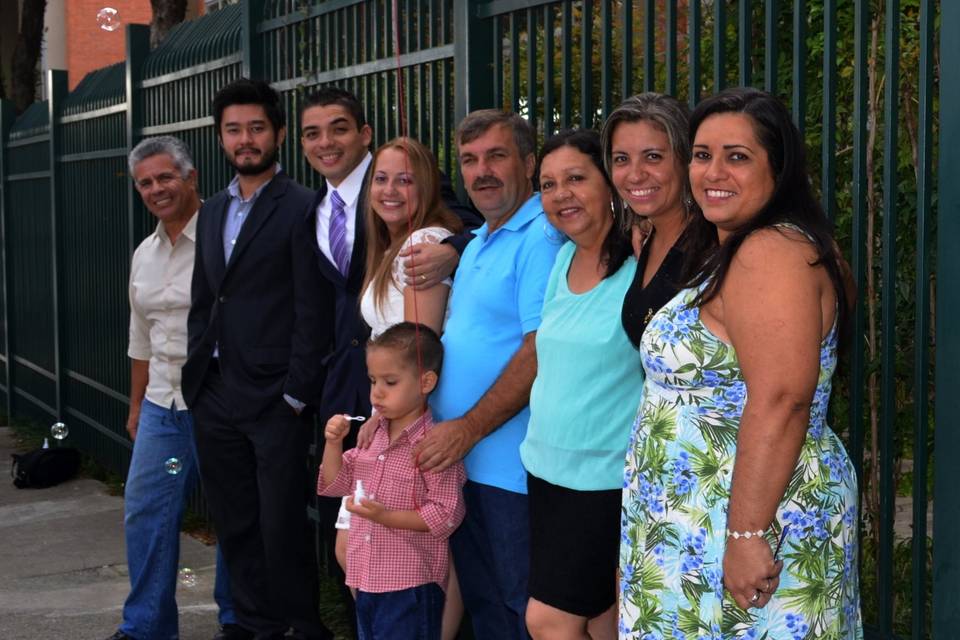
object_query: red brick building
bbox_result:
[0,0,208,96]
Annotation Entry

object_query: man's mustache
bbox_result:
[471,176,503,190]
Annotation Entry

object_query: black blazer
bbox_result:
[183,171,334,419]
[310,170,481,422]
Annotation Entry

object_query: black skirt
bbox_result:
[527,472,621,618]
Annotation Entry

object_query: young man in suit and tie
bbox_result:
[299,87,480,430]
[183,78,334,640]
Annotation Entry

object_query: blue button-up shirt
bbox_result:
[222,165,279,262]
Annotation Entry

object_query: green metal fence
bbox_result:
[0,1,954,637]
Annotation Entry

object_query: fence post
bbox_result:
[125,24,150,258]
[241,0,266,80]
[453,0,494,125]
[933,0,960,633]
[46,70,67,422]
[0,99,14,418]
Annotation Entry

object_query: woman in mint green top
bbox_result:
[521,130,636,640]
[522,240,641,488]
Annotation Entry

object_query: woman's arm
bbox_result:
[400,229,453,333]
[713,229,828,609]
[403,284,450,335]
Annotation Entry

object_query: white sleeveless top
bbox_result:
[359,226,454,337]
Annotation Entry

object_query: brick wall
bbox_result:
[63,0,205,90]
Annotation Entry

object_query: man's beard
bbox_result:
[231,145,279,176]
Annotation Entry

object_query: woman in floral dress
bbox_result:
[619,88,862,639]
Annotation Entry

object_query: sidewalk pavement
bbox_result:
[0,426,222,640]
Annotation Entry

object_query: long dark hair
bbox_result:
[685,87,850,339]
[537,129,632,279]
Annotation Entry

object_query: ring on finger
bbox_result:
[749,591,760,604]
[420,274,427,282]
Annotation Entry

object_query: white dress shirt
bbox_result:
[315,152,373,267]
[127,212,198,410]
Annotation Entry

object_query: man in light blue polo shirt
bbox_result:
[415,110,561,640]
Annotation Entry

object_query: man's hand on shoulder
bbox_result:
[413,418,476,472]
[401,242,459,290]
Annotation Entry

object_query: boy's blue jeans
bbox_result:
[356,583,444,640]
[120,399,235,640]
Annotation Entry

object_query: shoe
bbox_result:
[212,624,255,640]
[285,628,334,640]
[104,632,138,640]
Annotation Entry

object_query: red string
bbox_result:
[393,0,426,509]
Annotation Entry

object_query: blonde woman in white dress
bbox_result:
[339,136,465,639]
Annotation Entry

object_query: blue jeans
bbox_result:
[356,583,444,640]
[450,481,530,640]
[120,399,235,640]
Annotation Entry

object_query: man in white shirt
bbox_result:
[105,136,238,640]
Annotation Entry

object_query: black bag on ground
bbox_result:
[10,447,81,488]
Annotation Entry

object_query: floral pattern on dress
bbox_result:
[619,284,862,640]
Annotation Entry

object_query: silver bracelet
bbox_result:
[726,528,767,540]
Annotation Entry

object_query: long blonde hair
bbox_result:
[361,137,462,309]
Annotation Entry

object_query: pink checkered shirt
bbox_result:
[317,410,466,594]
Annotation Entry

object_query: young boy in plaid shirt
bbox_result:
[318,322,466,639]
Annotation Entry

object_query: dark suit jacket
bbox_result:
[183,171,333,419]
[310,169,480,422]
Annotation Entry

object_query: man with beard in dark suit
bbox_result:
[183,78,334,640]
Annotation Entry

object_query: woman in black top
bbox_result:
[601,93,712,345]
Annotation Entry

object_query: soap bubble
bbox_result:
[50,422,69,440]
[96,7,121,32]
[178,567,197,588]
[164,457,182,475]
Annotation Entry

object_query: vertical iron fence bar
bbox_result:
[47,69,67,421]
[527,8,538,133]
[429,62,438,161]
[418,63,427,147]
[739,0,752,87]
[494,17,503,109]
[643,0,655,92]
[791,0,806,135]
[621,0,633,100]
[878,1,900,633]
[510,13,520,114]
[713,0,726,91]
[933,0,960,633]
[0,100,13,415]
[688,0,701,108]
[849,0,868,489]
[125,24,149,258]
[912,0,934,635]
[442,56,452,178]
[580,0,593,128]
[821,0,836,221]
[665,0,677,96]
[764,0,778,93]
[241,0,265,79]
[386,1,397,139]
[600,0,612,119]
[561,1,572,128]
[543,5,555,139]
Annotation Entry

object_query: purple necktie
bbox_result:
[329,189,350,276]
